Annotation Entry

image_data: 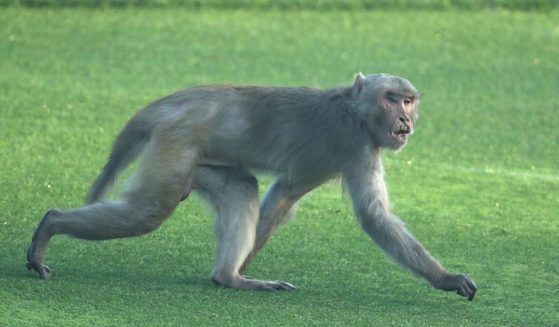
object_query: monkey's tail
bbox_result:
[86,115,154,204]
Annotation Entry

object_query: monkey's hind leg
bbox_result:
[195,166,295,291]
[26,200,174,279]
[26,135,198,279]
[26,209,57,279]
[239,177,321,276]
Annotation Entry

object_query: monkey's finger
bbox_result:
[465,276,477,291]
[466,284,476,301]
[467,289,476,301]
[456,284,476,301]
[456,285,468,298]
[463,275,477,301]
[461,283,474,299]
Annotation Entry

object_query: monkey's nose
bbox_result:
[398,116,411,123]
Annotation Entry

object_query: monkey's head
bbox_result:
[352,73,420,150]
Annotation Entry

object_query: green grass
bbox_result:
[1,7,558,326]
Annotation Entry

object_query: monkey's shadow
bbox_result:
[18,261,429,307]
[20,262,212,290]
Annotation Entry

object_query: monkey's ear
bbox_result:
[353,72,367,97]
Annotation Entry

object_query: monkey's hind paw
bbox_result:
[212,275,296,292]
[239,275,296,291]
[26,260,51,279]
[264,280,296,292]
[242,279,296,292]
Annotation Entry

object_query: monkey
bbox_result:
[26,73,477,300]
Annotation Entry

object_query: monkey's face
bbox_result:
[379,90,419,150]
[353,73,420,150]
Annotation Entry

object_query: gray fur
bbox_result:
[26,73,476,300]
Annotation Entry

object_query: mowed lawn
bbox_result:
[1,8,558,326]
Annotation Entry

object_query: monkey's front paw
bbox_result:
[436,273,477,301]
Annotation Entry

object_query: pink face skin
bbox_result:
[380,90,419,150]
[352,73,421,150]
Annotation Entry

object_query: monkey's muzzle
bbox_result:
[392,123,412,138]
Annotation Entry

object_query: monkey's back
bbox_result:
[179,85,367,179]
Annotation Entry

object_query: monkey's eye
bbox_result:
[403,98,413,106]
[386,94,399,104]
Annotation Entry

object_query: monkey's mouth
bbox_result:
[391,125,412,141]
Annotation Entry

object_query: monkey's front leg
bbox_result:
[359,214,477,300]
[344,156,477,300]
[239,177,320,275]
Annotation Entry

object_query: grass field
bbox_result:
[1,7,558,326]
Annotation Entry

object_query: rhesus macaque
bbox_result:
[27,73,477,300]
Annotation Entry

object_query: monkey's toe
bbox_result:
[253,281,296,292]
[266,280,296,291]
[212,275,296,291]
[241,275,296,290]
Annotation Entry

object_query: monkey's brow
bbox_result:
[404,91,421,100]
[386,90,419,99]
